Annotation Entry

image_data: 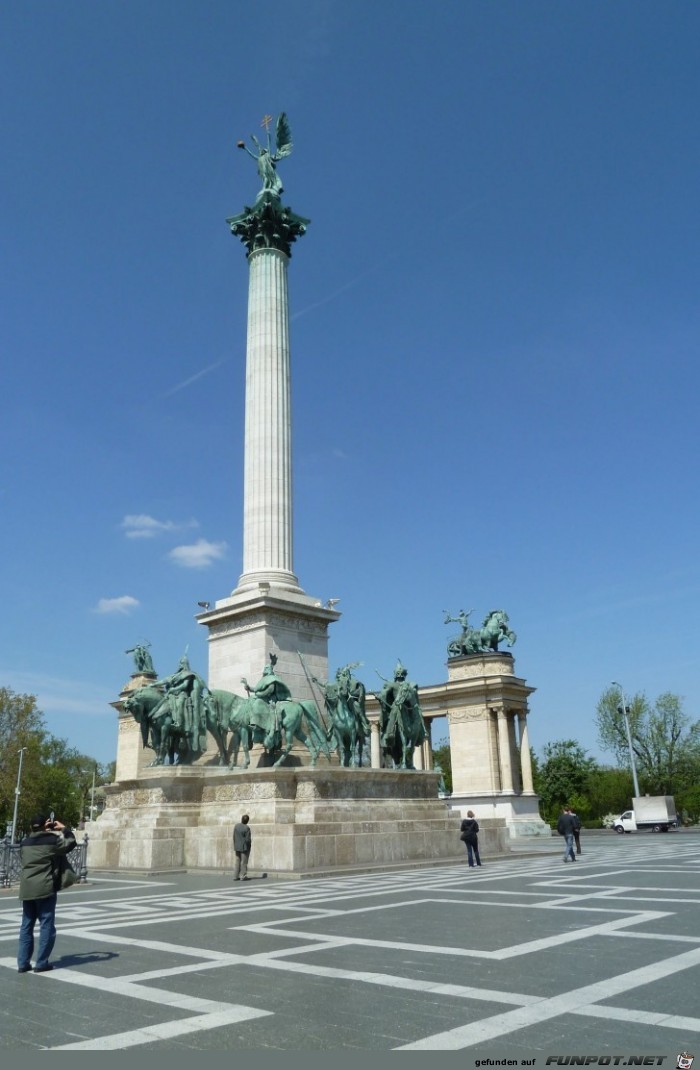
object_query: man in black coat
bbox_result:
[557,806,577,863]
[232,814,251,881]
[570,808,582,855]
[17,814,76,972]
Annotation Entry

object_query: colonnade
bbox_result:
[366,701,535,796]
[493,706,535,794]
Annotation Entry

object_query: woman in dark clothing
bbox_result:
[460,810,481,867]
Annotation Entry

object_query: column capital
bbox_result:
[227,192,310,258]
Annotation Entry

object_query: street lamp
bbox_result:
[10,747,27,844]
[612,681,641,798]
[90,765,97,821]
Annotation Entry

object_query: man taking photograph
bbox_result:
[17,814,76,973]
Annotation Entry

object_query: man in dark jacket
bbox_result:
[17,814,76,973]
[232,814,251,881]
[557,806,577,863]
[570,808,582,855]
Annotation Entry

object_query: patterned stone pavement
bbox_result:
[1,832,699,1057]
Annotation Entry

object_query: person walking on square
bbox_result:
[557,806,577,862]
[233,814,251,881]
[570,808,582,855]
[17,814,76,973]
[460,811,481,867]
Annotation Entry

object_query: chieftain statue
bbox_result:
[312,662,370,768]
[240,653,292,740]
[375,660,427,770]
[123,648,330,769]
[444,608,517,659]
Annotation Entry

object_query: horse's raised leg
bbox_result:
[240,728,251,769]
[211,725,228,766]
[156,719,171,765]
[272,738,294,767]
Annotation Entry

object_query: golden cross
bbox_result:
[260,114,273,132]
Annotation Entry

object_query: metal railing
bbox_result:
[0,833,89,888]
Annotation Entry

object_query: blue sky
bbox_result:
[2,2,699,766]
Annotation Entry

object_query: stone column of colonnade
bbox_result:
[518,710,535,794]
[495,707,515,794]
[495,706,536,794]
[370,721,381,768]
[238,246,300,593]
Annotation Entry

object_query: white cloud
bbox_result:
[168,539,228,569]
[121,514,198,539]
[93,595,140,615]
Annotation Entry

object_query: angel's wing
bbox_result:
[274,112,293,159]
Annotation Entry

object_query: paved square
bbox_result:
[1,833,699,1055]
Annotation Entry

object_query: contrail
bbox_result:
[162,358,229,398]
[291,261,393,321]
[291,197,486,322]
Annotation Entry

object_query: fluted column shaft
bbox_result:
[518,712,535,794]
[239,247,299,591]
[370,721,381,769]
[496,707,515,794]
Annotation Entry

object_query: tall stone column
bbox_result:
[496,707,515,794]
[239,245,298,593]
[198,178,339,710]
[518,711,535,794]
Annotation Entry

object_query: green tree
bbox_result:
[536,740,598,825]
[0,687,109,835]
[596,688,700,795]
[0,689,46,830]
[585,766,634,821]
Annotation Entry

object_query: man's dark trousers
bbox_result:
[18,894,57,971]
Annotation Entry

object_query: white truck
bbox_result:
[613,795,677,834]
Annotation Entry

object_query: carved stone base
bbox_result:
[88,767,508,875]
[447,793,551,841]
[196,587,339,706]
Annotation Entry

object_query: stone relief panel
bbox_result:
[209,610,327,641]
[296,780,321,799]
[448,709,492,724]
[209,616,260,639]
[268,611,327,636]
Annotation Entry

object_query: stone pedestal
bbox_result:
[88,767,507,875]
[419,653,550,840]
[113,671,158,781]
[196,587,339,704]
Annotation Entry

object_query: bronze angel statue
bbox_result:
[237,113,293,198]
